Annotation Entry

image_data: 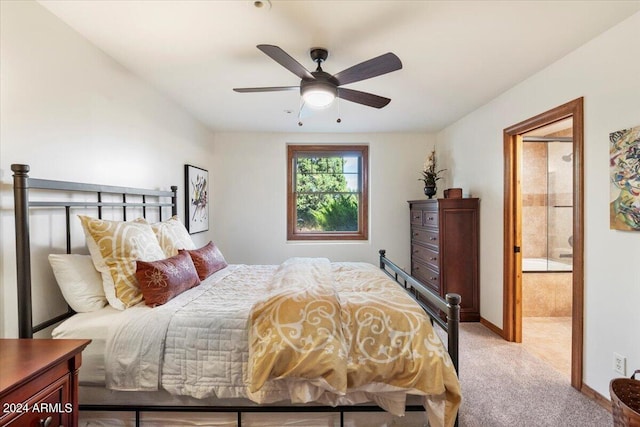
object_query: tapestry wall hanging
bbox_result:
[185,164,209,234]
[610,125,640,231]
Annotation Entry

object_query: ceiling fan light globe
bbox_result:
[303,90,335,108]
[301,81,337,109]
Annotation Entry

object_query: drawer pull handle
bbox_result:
[412,232,419,236]
[40,416,53,427]
[429,237,437,241]
[413,215,420,219]
[427,216,434,220]
[430,257,437,261]
[430,277,437,281]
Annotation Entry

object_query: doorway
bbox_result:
[503,98,584,390]
[521,123,574,377]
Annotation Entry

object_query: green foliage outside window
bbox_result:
[312,194,358,231]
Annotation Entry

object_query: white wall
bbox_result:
[211,132,433,266]
[437,12,640,397]
[0,1,216,337]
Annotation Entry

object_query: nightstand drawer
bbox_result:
[0,339,90,427]
[1,362,68,409]
[3,375,70,426]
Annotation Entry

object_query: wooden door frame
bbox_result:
[503,97,584,390]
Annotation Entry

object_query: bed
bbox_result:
[11,163,462,427]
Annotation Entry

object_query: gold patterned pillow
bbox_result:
[79,215,166,310]
[150,215,196,257]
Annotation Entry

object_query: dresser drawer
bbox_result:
[410,209,422,225]
[411,227,439,248]
[411,244,439,270]
[412,260,440,293]
[422,210,439,228]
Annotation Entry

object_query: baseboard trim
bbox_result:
[480,317,504,338]
[581,383,611,412]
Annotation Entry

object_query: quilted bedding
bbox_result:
[105,258,461,427]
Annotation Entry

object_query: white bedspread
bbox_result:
[104,260,460,426]
[106,264,272,397]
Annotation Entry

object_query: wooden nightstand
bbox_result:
[0,339,90,427]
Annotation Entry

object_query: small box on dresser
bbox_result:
[409,198,480,322]
[0,339,90,427]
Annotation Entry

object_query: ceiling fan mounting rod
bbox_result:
[310,47,328,71]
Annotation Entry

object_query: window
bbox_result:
[287,145,368,241]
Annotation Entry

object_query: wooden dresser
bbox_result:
[0,339,90,427]
[409,198,480,322]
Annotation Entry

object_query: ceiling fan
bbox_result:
[233,45,402,111]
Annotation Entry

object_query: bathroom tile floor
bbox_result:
[522,316,572,378]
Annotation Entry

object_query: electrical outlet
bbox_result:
[614,353,627,376]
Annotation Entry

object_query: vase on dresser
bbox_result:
[424,186,436,199]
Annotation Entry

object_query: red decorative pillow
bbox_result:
[180,241,228,280]
[135,251,200,307]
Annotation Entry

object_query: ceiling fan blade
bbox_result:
[338,88,391,109]
[257,45,315,81]
[233,86,299,93]
[333,52,402,86]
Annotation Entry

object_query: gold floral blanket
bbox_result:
[248,258,461,427]
[248,257,348,395]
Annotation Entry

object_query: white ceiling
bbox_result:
[38,0,640,133]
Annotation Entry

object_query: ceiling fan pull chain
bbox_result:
[298,100,304,126]
[337,98,342,124]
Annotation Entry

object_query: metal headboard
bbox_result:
[11,164,178,338]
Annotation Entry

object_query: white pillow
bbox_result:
[48,254,107,312]
[150,215,196,257]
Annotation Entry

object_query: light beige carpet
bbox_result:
[454,323,610,427]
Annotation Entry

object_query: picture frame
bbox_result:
[609,125,640,231]
[184,164,209,234]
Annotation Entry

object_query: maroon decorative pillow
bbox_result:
[180,241,228,281]
[135,251,200,307]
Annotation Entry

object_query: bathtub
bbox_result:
[523,257,572,272]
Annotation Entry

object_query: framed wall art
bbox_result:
[610,125,640,231]
[184,164,209,234]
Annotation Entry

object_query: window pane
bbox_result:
[296,193,359,232]
[343,156,358,173]
[296,155,355,194]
